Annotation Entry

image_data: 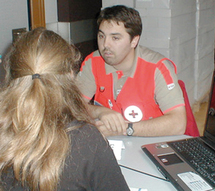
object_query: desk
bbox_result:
[108,135,190,191]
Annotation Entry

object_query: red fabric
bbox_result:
[91,55,177,120]
[210,84,215,109]
[178,80,200,137]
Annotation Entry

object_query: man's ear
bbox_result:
[131,35,140,48]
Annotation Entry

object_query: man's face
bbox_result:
[97,20,138,68]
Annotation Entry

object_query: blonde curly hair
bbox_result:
[0,27,90,191]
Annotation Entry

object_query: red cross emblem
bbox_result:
[129,110,138,118]
[124,106,143,122]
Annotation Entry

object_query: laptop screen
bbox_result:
[204,73,215,142]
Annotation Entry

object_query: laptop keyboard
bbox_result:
[168,138,215,187]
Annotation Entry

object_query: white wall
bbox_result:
[0,1,28,55]
[45,0,72,44]
[0,0,28,80]
[0,0,58,57]
[45,0,58,23]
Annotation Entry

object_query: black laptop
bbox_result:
[142,75,215,191]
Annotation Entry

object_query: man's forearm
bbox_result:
[86,104,107,119]
[86,103,186,137]
[86,103,128,135]
[132,106,187,136]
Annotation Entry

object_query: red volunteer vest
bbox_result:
[85,53,177,122]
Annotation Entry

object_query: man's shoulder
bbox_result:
[93,50,101,57]
[85,50,101,60]
[138,45,166,64]
[82,50,104,68]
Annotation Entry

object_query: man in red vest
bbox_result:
[76,5,186,137]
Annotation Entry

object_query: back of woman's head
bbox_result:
[5,27,80,81]
[0,27,89,191]
[4,27,88,123]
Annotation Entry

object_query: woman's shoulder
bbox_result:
[60,121,130,191]
[67,120,108,151]
[68,120,103,138]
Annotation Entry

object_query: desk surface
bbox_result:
[108,135,190,191]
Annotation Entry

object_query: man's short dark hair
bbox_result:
[97,5,142,40]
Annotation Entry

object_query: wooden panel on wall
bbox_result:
[57,0,102,22]
[29,0,46,29]
[57,0,70,22]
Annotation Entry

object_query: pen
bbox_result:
[108,99,113,109]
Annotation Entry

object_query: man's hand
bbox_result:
[87,104,128,135]
[95,120,124,136]
[96,108,127,134]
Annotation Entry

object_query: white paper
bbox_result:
[108,140,124,160]
[178,172,213,191]
[130,188,148,191]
